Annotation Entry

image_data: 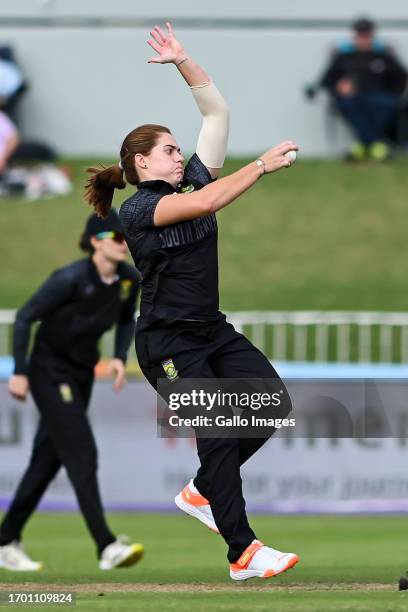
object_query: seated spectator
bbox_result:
[0,109,19,174]
[309,18,408,161]
[0,46,27,126]
[0,110,70,199]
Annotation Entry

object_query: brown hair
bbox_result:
[84,124,171,218]
[78,232,94,254]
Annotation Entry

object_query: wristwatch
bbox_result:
[256,158,266,174]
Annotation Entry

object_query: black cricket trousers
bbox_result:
[136,318,292,563]
[0,356,115,556]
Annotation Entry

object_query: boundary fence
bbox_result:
[2,310,408,363]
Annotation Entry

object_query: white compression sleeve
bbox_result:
[190,81,230,169]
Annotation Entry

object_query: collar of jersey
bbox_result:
[137,179,178,194]
[87,258,126,285]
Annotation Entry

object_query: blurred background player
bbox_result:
[306,17,408,161]
[85,23,299,582]
[0,210,143,571]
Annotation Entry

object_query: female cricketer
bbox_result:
[85,23,299,581]
[0,210,143,571]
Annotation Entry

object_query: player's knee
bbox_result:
[64,446,98,480]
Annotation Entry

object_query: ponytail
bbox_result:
[84,124,171,218]
[84,164,126,218]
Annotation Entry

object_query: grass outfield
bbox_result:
[0,157,408,311]
[1,513,408,610]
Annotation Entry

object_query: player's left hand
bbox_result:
[147,22,186,65]
[107,358,126,391]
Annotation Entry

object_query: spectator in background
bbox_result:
[310,18,408,161]
[0,46,26,126]
[0,109,70,199]
[0,110,19,174]
[0,45,69,198]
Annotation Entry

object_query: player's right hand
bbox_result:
[8,375,29,401]
[260,141,299,173]
[147,22,186,65]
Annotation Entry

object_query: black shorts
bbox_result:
[137,319,277,380]
[136,318,292,420]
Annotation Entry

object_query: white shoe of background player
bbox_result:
[99,536,144,570]
[0,541,43,571]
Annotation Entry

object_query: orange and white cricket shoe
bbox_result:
[175,479,219,534]
[230,539,299,581]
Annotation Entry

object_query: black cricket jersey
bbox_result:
[119,154,225,330]
[13,258,140,375]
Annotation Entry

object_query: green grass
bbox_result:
[1,512,408,610]
[73,592,408,612]
[1,157,408,311]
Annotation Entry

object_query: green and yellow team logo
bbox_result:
[180,183,195,194]
[161,358,179,381]
[59,383,73,403]
[120,279,132,301]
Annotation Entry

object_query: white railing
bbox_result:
[226,311,408,363]
[2,310,408,364]
[0,310,15,359]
